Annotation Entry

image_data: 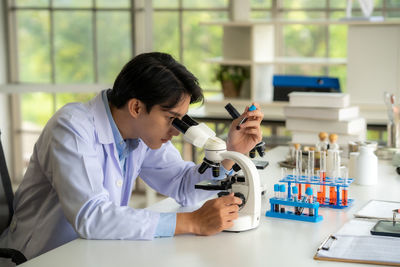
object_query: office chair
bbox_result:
[0,130,27,265]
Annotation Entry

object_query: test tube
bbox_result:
[295,149,302,200]
[281,167,287,180]
[305,168,311,196]
[329,150,340,205]
[329,186,336,205]
[316,170,323,204]
[306,187,314,216]
[341,167,349,206]
[295,148,302,180]
[333,150,341,183]
[274,184,280,212]
[319,151,327,204]
[292,186,300,215]
[308,150,315,181]
[279,184,286,213]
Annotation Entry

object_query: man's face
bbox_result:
[136,94,190,149]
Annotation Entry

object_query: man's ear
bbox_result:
[127,98,144,118]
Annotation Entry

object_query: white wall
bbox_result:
[0,2,13,178]
[347,24,400,105]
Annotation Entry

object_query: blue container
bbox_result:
[273,75,340,101]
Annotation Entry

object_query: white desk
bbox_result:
[21,147,400,267]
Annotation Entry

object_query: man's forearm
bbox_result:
[175,212,196,235]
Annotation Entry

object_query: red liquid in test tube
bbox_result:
[329,186,336,205]
[317,171,326,204]
[342,188,348,206]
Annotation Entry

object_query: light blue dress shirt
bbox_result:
[0,90,226,260]
[101,90,176,237]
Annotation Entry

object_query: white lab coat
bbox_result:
[0,92,216,260]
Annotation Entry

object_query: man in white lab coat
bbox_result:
[0,52,263,261]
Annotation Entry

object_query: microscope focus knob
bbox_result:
[234,192,246,208]
[217,192,230,198]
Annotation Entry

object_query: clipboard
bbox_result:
[314,234,400,266]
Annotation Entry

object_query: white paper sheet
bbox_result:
[354,200,400,220]
[335,218,376,236]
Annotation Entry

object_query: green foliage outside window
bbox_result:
[15,2,132,129]
[14,0,400,138]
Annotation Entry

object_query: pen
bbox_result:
[236,104,256,130]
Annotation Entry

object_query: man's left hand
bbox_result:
[226,103,264,154]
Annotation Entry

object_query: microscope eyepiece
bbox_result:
[181,115,199,126]
[224,103,240,119]
[172,118,190,134]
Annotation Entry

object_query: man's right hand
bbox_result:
[174,193,242,236]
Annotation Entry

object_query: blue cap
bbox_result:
[248,104,256,111]
[274,184,279,192]
[292,186,298,194]
[306,187,313,196]
[279,184,286,193]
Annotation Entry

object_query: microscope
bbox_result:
[172,115,261,232]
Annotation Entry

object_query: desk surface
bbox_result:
[21,147,400,267]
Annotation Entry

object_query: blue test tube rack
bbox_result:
[280,175,354,209]
[265,197,323,223]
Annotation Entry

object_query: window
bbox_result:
[4,0,400,181]
[6,0,135,181]
[250,0,400,92]
[152,0,229,95]
[151,0,229,160]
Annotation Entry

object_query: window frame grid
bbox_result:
[152,1,229,64]
[4,0,400,182]
[5,0,138,182]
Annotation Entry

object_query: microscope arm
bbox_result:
[220,151,261,217]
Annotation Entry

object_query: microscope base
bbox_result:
[224,214,260,232]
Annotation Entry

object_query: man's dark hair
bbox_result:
[108,52,203,112]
